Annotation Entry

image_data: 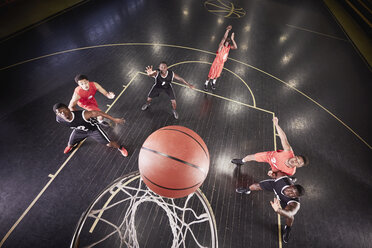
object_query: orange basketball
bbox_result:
[138,125,210,198]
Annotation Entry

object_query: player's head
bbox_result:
[284,184,305,198]
[74,74,90,90]
[53,103,71,120]
[159,61,168,73]
[288,155,308,168]
[224,37,231,46]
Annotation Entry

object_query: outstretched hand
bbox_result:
[189,84,195,89]
[107,92,115,99]
[226,25,232,30]
[145,65,155,76]
[270,198,281,212]
[272,117,279,125]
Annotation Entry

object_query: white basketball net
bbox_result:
[71,172,218,248]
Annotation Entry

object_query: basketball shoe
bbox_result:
[231,158,244,166]
[235,187,251,194]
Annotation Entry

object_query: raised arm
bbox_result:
[145,65,158,77]
[84,110,125,124]
[273,117,291,151]
[174,73,195,89]
[68,92,80,111]
[218,25,232,49]
[270,198,300,219]
[230,32,238,50]
[94,82,115,99]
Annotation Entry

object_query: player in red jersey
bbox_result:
[68,74,115,126]
[204,25,238,91]
[231,117,309,176]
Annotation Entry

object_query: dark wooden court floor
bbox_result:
[0,0,371,247]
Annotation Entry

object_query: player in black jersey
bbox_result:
[236,171,305,244]
[53,103,128,157]
[141,61,194,119]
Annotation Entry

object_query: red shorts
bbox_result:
[77,101,101,111]
[208,59,224,79]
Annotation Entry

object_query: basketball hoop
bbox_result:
[70,171,218,248]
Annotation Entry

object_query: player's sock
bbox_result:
[211,79,216,90]
[205,80,209,86]
[231,158,244,166]
[282,225,291,243]
[118,146,128,157]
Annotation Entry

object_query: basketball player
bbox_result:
[236,170,305,244]
[141,61,194,119]
[231,117,308,176]
[204,25,238,91]
[68,74,115,126]
[53,103,128,157]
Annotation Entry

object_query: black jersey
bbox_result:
[154,69,174,89]
[56,110,99,132]
[273,176,300,209]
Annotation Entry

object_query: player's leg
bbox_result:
[231,152,267,166]
[282,217,294,243]
[64,130,87,154]
[90,127,128,157]
[235,181,264,194]
[142,85,158,110]
[206,60,218,91]
[212,63,224,90]
[166,85,178,119]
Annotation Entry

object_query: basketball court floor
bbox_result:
[0,0,371,247]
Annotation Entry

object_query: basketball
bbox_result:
[138,125,210,198]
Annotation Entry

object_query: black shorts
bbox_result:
[68,126,111,145]
[148,85,176,100]
[259,179,276,192]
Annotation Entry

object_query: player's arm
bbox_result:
[218,25,232,51]
[68,92,80,111]
[273,117,291,151]
[270,198,300,219]
[94,82,115,99]
[145,65,158,78]
[174,73,195,89]
[230,32,238,50]
[267,170,286,179]
[84,110,125,124]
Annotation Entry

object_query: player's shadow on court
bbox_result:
[233,165,257,189]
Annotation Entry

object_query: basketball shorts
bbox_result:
[68,127,111,145]
[77,101,101,111]
[148,85,176,100]
[258,179,275,192]
[208,59,224,79]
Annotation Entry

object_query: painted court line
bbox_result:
[286,24,348,41]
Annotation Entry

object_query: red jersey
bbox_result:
[215,45,230,63]
[208,45,231,79]
[75,82,98,108]
[254,150,296,176]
